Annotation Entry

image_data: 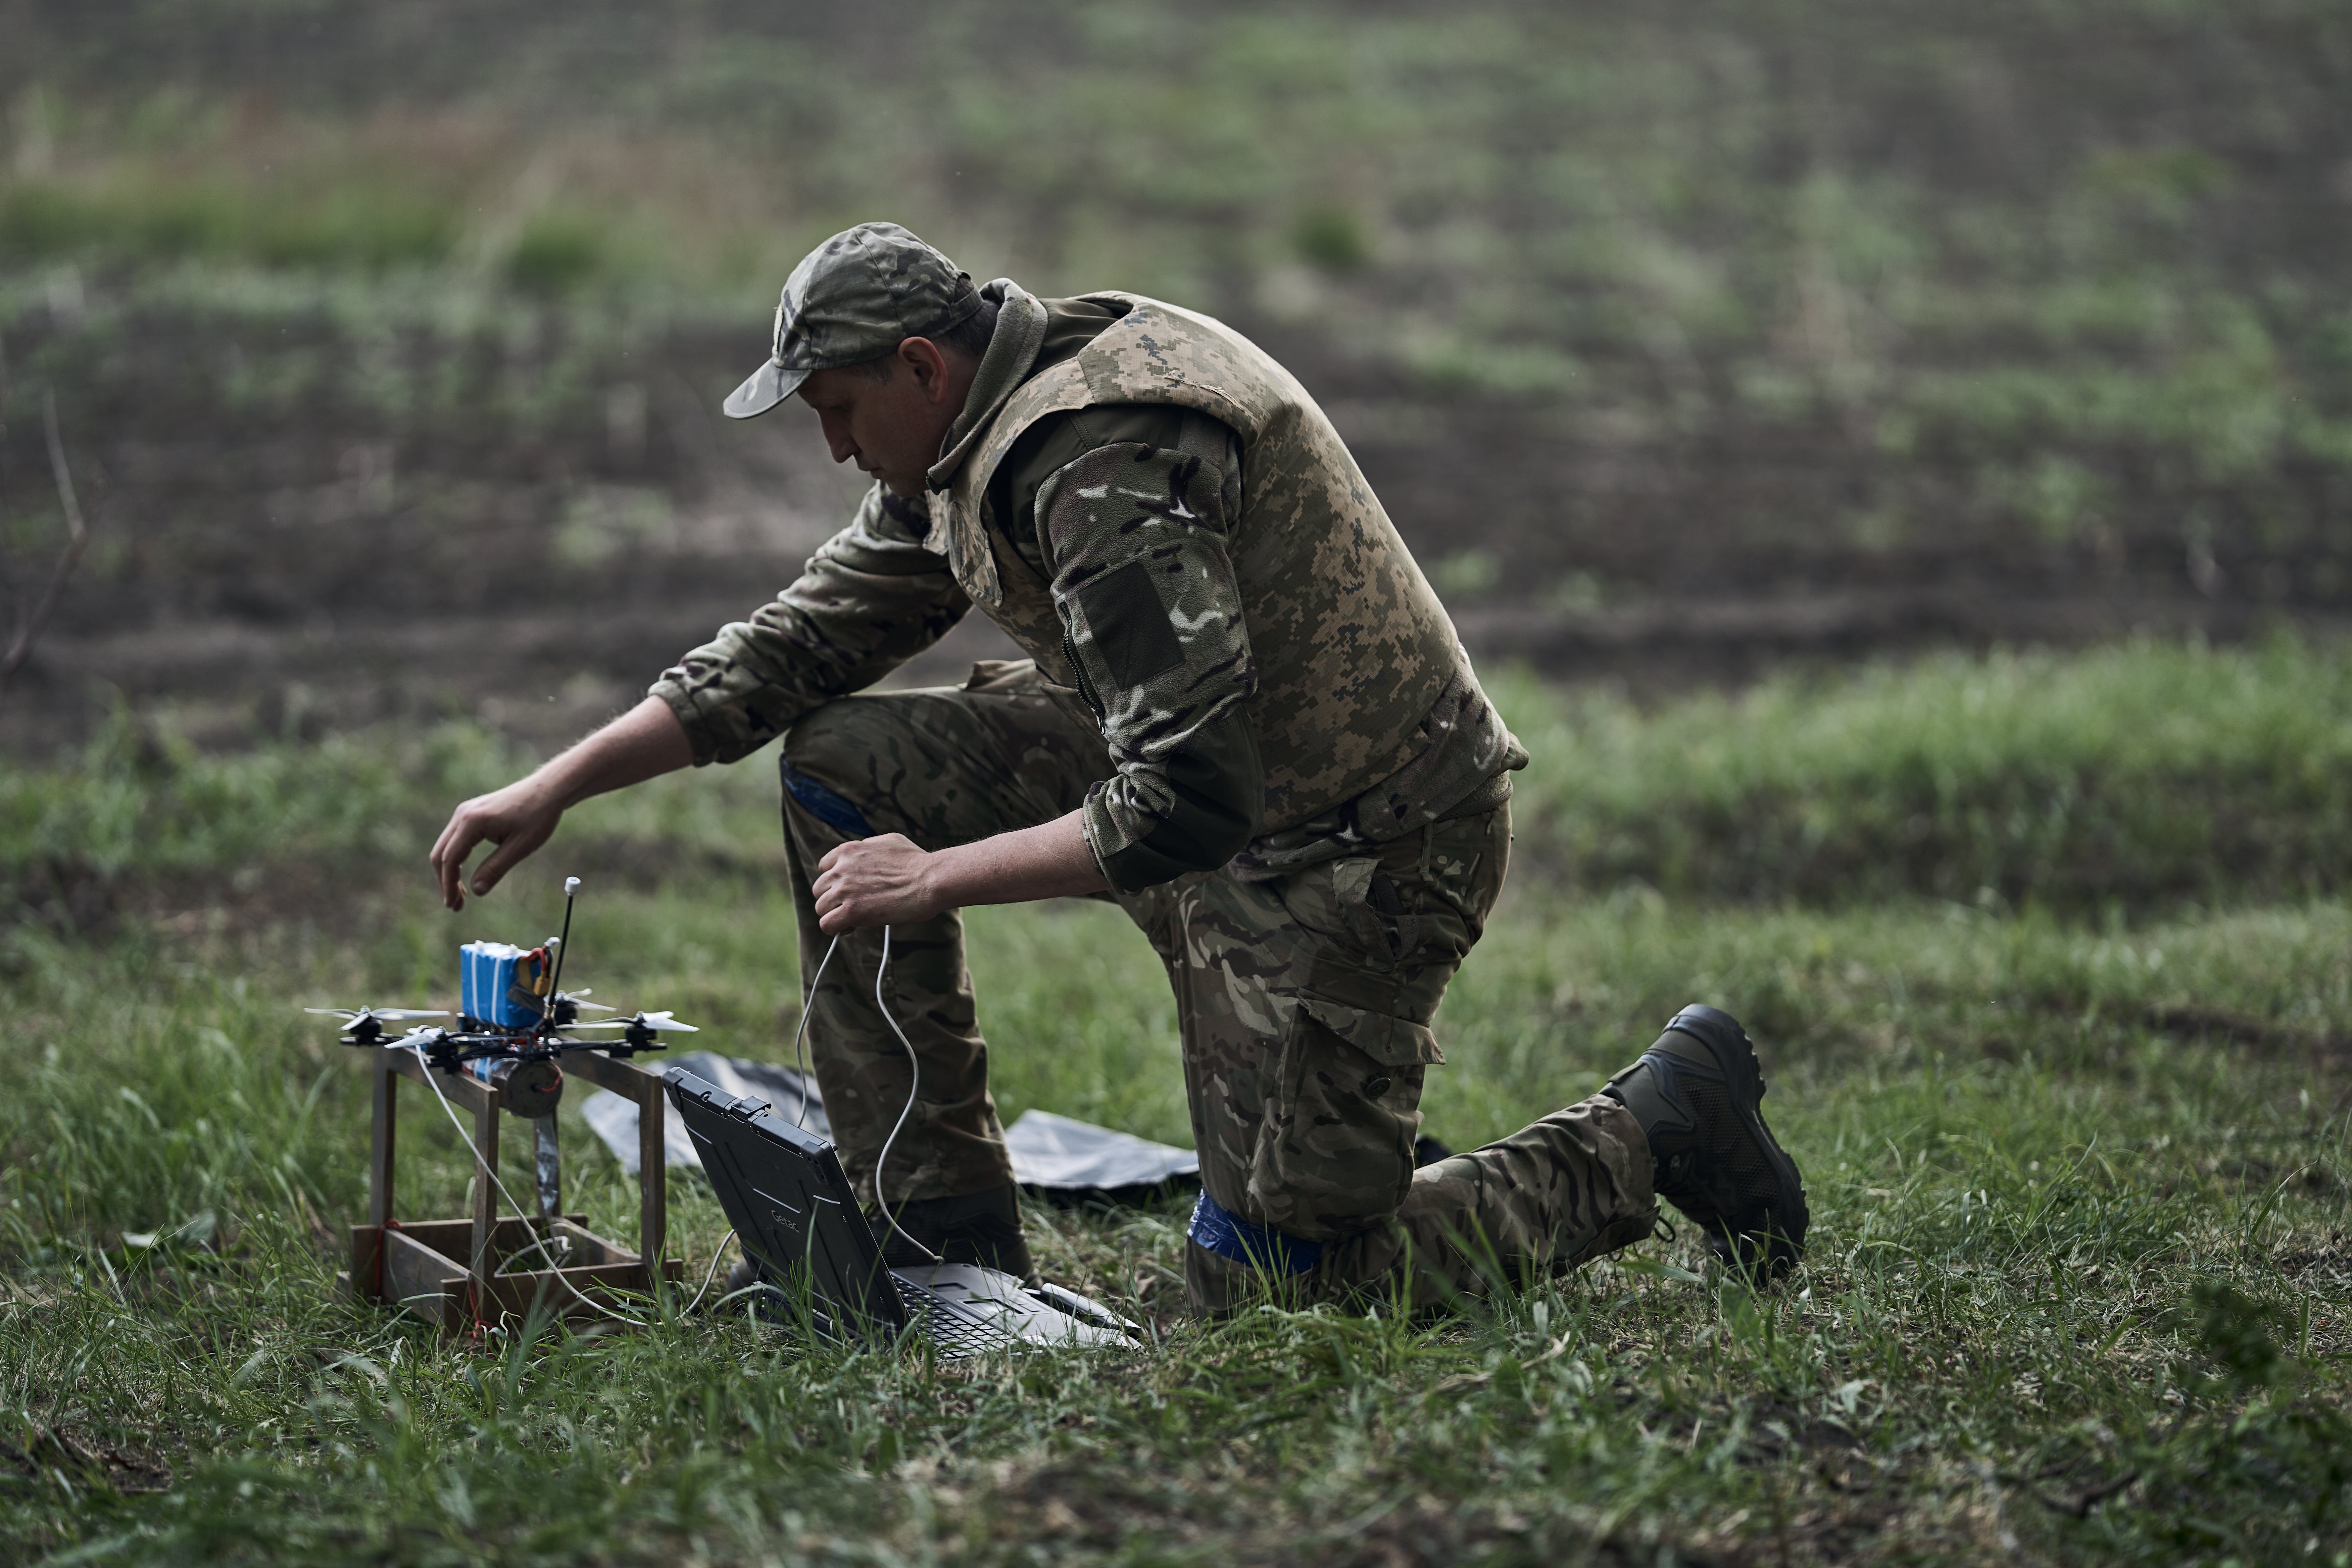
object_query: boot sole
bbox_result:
[1664,1004,1810,1277]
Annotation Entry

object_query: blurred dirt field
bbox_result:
[4,0,2349,756]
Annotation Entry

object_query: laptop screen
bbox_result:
[664,1068,908,1332]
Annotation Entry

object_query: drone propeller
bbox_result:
[306,1004,450,1045]
[572,1010,698,1033]
[555,989,616,1015]
[305,1007,449,1022]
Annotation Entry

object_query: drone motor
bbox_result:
[467,1056,564,1117]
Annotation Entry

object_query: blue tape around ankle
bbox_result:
[1187,1190,1323,1275]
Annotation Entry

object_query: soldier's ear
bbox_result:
[896,336,954,402]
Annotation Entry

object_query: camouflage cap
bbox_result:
[722,222,982,420]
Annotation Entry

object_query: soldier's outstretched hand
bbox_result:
[427,696,696,912]
[432,780,565,911]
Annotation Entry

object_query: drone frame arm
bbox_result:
[559,1049,667,1268]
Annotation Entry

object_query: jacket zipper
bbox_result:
[1062,627,1106,720]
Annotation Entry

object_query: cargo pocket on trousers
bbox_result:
[1246,994,1446,1242]
[1279,856,1417,976]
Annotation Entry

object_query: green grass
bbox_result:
[18,634,2352,930]
[1503,633,2352,910]
[0,179,463,273]
[2,887,2348,1563]
[5,644,2352,1563]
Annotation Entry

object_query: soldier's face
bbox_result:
[798,339,974,499]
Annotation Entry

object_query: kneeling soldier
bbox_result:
[430,223,1808,1313]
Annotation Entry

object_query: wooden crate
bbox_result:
[338,1044,683,1334]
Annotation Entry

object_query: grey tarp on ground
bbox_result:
[995,1109,1199,1192]
[581,1050,831,1173]
[579,1050,1199,1196]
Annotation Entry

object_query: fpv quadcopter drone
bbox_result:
[306,877,698,1082]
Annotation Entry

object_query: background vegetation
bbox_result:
[6,0,2352,753]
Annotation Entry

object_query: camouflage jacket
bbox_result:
[651,281,1524,887]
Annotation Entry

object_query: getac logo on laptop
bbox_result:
[748,1186,805,1246]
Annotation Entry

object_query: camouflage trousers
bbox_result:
[779,660,1657,1314]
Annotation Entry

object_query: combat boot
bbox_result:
[1602,1004,1808,1278]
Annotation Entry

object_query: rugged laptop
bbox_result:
[663,1068,1134,1355]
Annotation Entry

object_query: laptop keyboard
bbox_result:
[895,1279,1020,1357]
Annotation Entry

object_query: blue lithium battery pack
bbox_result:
[460,941,550,1028]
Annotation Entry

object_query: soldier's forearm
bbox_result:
[923,810,1108,909]
[535,695,696,808]
[647,490,972,767]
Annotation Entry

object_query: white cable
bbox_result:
[408,1049,747,1322]
[402,1041,655,1326]
[517,1225,735,1317]
[790,934,841,1129]
[869,925,935,1263]
[678,1228,740,1315]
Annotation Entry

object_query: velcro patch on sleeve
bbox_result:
[1074,560,1187,686]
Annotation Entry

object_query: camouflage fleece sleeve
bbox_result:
[1041,438,1264,891]
[648,484,970,765]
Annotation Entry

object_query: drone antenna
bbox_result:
[545,875,581,1015]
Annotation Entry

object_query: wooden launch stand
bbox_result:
[341,1046,683,1333]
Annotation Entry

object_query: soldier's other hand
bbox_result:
[814,834,943,933]
[431,782,565,911]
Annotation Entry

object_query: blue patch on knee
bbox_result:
[780,761,876,840]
